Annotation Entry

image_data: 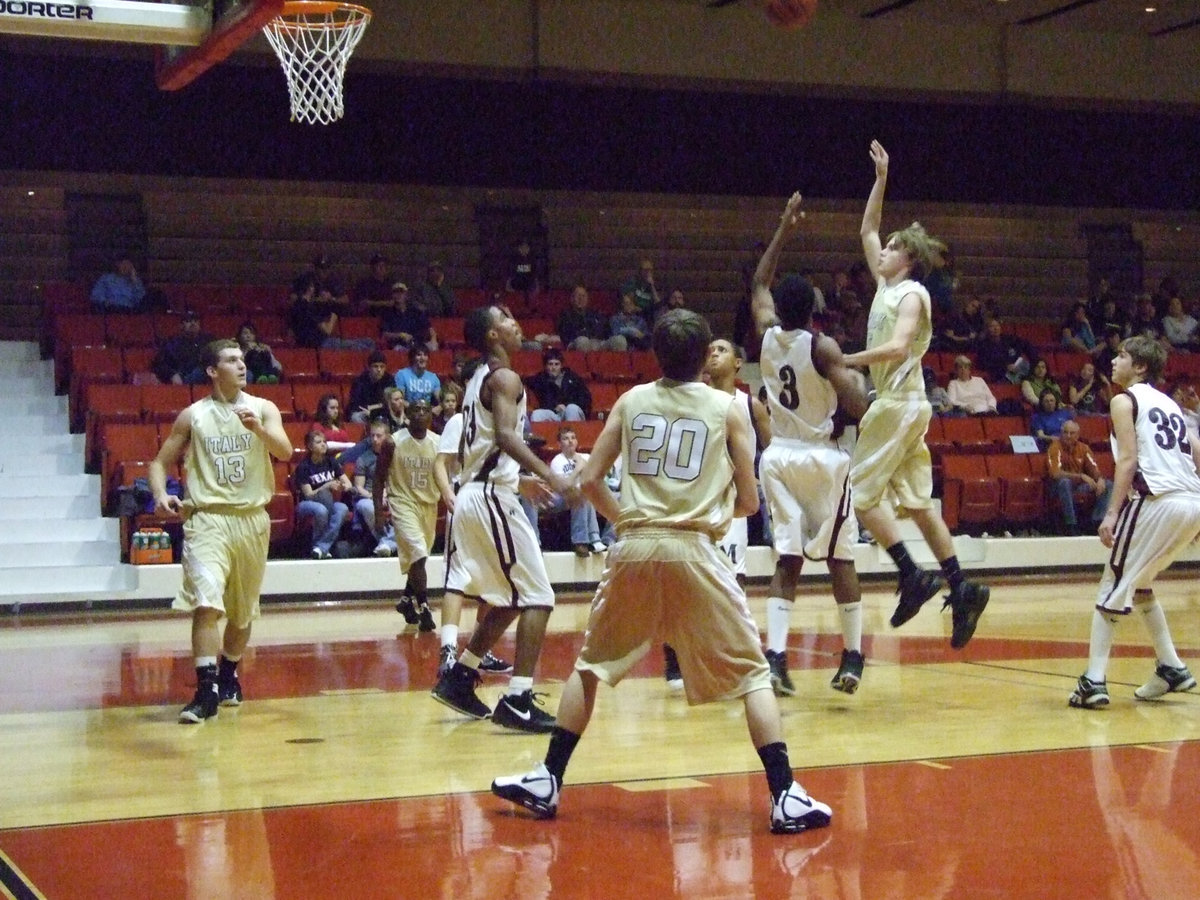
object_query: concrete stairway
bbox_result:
[0,342,134,609]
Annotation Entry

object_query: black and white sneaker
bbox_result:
[431,663,491,719]
[492,690,556,733]
[478,651,513,674]
[1068,674,1110,709]
[437,644,456,679]
[395,595,420,625]
[179,682,219,724]
[1134,663,1197,700]
[830,649,864,695]
[890,569,943,628]
[945,580,990,649]
[766,649,795,697]
[492,762,560,819]
[217,675,243,707]
[770,782,832,834]
[663,644,684,690]
[416,604,437,633]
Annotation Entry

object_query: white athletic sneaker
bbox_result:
[770,782,832,834]
[492,763,560,819]
[1134,663,1196,700]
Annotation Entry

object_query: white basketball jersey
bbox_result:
[1122,382,1200,496]
[458,362,525,492]
[760,326,835,443]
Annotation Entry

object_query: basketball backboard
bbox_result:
[0,1,282,89]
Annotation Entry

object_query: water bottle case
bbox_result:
[130,528,173,565]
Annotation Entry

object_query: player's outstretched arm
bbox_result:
[751,191,804,338]
[1099,393,1137,548]
[814,333,869,421]
[861,140,889,281]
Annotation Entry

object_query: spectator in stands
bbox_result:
[433,382,462,434]
[309,254,349,307]
[415,260,455,317]
[379,281,433,351]
[381,386,407,432]
[1095,325,1124,379]
[1031,388,1075,445]
[946,355,997,415]
[352,253,395,314]
[1093,294,1129,338]
[609,291,652,350]
[350,420,397,557]
[348,350,393,425]
[1171,380,1200,443]
[293,430,351,560]
[936,294,985,353]
[924,366,953,415]
[90,254,146,312]
[620,258,662,316]
[558,284,626,352]
[153,311,214,385]
[235,322,283,384]
[1128,294,1168,346]
[1068,360,1111,415]
[444,349,470,397]
[1061,302,1102,357]
[525,347,591,423]
[312,393,353,450]
[976,316,1033,384]
[837,291,868,354]
[288,274,375,352]
[1020,357,1062,408]
[394,346,442,412]
[1161,295,1199,351]
[547,426,606,557]
[925,245,957,324]
[1047,419,1112,537]
[653,287,689,324]
[506,237,541,298]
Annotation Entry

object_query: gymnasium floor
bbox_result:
[2,572,1199,899]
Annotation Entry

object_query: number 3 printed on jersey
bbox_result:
[627,413,707,480]
[1148,407,1193,456]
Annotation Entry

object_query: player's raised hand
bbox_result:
[781,191,805,228]
[234,404,262,432]
[869,140,889,177]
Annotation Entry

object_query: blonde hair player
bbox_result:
[492,309,833,835]
[1069,336,1200,708]
[842,140,990,649]
[149,338,293,723]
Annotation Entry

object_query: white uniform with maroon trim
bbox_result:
[444,362,554,608]
[1097,382,1200,613]
[758,326,857,562]
[716,388,752,575]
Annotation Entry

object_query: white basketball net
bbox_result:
[262,2,371,125]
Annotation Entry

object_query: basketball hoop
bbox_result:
[262,1,371,125]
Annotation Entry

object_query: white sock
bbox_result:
[440,624,459,649]
[767,597,791,654]
[195,655,217,669]
[459,650,481,671]
[507,675,533,697]
[1085,609,1119,683]
[837,602,863,654]
[1139,598,1185,668]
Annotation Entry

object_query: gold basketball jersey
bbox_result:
[183,394,274,512]
[386,429,441,506]
[866,278,932,397]
[616,380,735,541]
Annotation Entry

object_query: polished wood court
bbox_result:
[2,571,1199,899]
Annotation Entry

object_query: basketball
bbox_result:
[764,0,817,30]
